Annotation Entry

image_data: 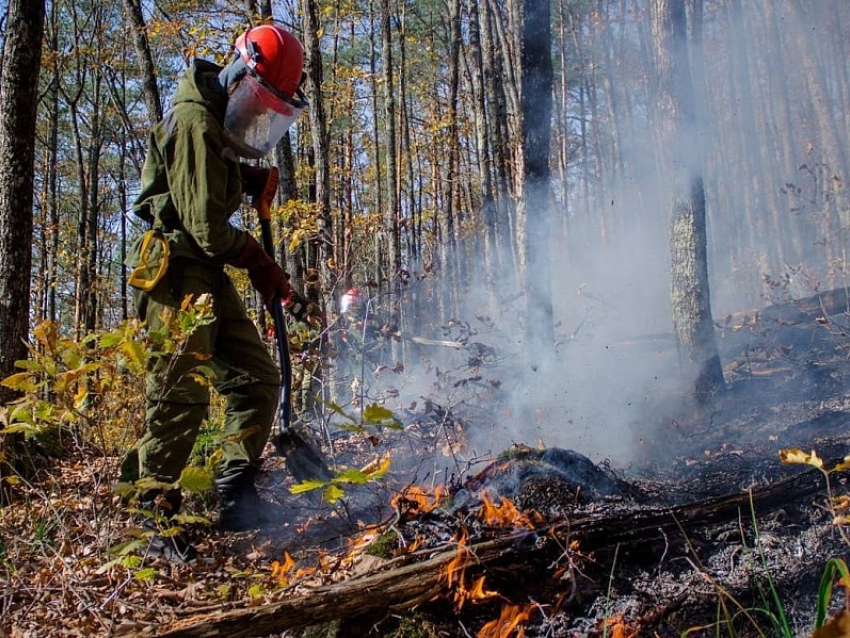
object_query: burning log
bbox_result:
[151,460,829,638]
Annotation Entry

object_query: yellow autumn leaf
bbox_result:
[833,495,850,511]
[1,372,41,393]
[361,454,391,478]
[178,466,213,493]
[779,448,823,469]
[834,455,850,472]
[73,386,88,410]
[121,339,147,369]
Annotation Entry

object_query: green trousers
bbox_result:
[124,261,280,484]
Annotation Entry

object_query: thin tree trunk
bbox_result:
[480,0,515,279]
[303,0,335,318]
[652,0,725,403]
[44,0,60,325]
[521,0,555,351]
[468,0,500,286]
[83,67,103,333]
[122,0,162,123]
[368,0,384,289]
[441,0,461,316]
[380,0,401,357]
[786,0,849,284]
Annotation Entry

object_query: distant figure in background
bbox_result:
[335,287,385,407]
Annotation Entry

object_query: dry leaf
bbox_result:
[813,610,850,638]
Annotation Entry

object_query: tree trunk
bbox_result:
[480,0,515,278]
[122,0,162,124]
[467,0,500,285]
[440,0,462,318]
[0,0,46,502]
[786,0,849,284]
[521,0,555,352]
[83,67,103,334]
[368,0,384,289]
[45,0,60,323]
[303,0,335,318]
[652,0,725,403]
[380,0,401,358]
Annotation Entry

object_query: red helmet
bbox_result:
[234,24,304,102]
[340,288,362,314]
[224,25,307,157]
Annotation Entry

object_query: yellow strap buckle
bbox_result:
[128,229,170,292]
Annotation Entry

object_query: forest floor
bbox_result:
[3,300,850,638]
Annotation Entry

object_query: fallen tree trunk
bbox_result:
[721,286,850,327]
[153,468,828,638]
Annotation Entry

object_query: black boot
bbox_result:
[216,468,285,532]
[138,489,198,563]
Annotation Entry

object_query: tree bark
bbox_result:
[303,0,336,319]
[652,0,724,403]
[467,0,500,284]
[122,0,162,124]
[380,0,401,357]
[521,0,555,351]
[0,0,46,404]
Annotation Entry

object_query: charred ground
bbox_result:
[3,296,850,637]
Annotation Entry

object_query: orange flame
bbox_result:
[341,531,379,569]
[270,552,296,586]
[468,575,499,601]
[441,531,502,610]
[478,491,536,529]
[478,603,533,638]
[391,485,446,515]
[444,531,469,590]
[406,536,423,554]
[603,615,638,638]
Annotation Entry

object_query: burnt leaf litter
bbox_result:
[3,302,850,637]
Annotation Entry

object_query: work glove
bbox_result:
[234,235,292,306]
[239,164,273,199]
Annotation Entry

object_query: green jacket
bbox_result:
[133,60,247,266]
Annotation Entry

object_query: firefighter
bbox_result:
[123,24,308,560]
[336,287,384,406]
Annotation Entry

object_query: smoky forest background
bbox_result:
[0,0,849,482]
[4,0,850,635]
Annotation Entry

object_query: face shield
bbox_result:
[223,73,307,158]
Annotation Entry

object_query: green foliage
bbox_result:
[178,465,214,494]
[814,558,850,631]
[745,494,793,638]
[0,297,215,462]
[290,453,391,504]
[324,399,403,434]
[1,320,147,456]
[365,529,398,559]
